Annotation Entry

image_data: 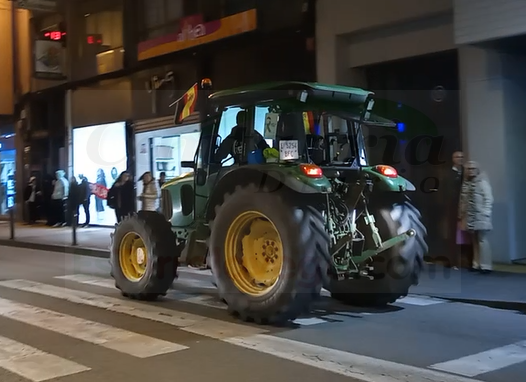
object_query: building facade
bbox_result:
[1,0,316,223]
[317,0,526,264]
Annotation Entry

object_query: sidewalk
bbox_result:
[0,221,111,257]
[1,221,525,311]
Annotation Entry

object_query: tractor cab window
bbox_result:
[254,106,309,163]
[212,106,246,167]
[211,106,269,167]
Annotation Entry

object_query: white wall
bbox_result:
[316,0,453,84]
[459,46,526,263]
[455,0,526,44]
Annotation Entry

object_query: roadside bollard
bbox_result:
[72,213,78,246]
[9,207,14,240]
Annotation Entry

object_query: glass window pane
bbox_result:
[166,0,183,21]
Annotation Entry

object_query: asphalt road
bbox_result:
[0,246,525,382]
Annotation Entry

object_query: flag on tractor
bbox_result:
[174,83,198,123]
[303,112,317,134]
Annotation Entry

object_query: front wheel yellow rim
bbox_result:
[119,232,148,281]
[224,211,284,296]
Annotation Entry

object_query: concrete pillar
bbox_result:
[459,45,526,263]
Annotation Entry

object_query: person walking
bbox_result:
[78,175,91,227]
[23,176,40,224]
[458,161,494,274]
[108,171,135,223]
[138,172,158,211]
[66,176,82,227]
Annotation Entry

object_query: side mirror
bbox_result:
[181,161,195,169]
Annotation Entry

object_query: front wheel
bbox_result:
[329,197,428,306]
[110,211,181,300]
[209,184,329,324]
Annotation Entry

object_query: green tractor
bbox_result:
[110,79,428,325]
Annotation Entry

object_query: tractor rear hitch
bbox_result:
[357,229,416,262]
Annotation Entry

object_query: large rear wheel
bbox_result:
[329,196,428,306]
[110,211,181,300]
[209,184,329,324]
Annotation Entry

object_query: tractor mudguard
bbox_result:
[361,166,416,192]
[206,166,331,221]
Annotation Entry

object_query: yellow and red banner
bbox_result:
[303,112,316,134]
[177,84,198,123]
[138,9,257,61]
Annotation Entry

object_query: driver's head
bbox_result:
[236,110,248,127]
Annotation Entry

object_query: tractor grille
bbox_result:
[160,188,173,220]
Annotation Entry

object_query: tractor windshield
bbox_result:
[206,105,369,168]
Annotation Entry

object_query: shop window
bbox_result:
[84,10,123,49]
[0,147,16,215]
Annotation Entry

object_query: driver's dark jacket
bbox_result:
[215,126,269,163]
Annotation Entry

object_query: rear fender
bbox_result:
[206,166,330,221]
[362,166,416,192]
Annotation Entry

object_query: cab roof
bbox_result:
[208,81,374,104]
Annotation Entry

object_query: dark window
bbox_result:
[141,0,184,40]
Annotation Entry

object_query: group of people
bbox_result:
[445,152,494,273]
[24,170,167,226]
[23,170,92,227]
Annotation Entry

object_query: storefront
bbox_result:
[69,78,133,226]
[131,61,202,198]
[72,121,130,226]
[0,132,16,216]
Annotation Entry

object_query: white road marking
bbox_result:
[0,297,187,358]
[178,267,212,276]
[292,317,329,326]
[55,274,115,289]
[397,295,446,306]
[0,279,266,340]
[0,335,90,382]
[429,340,526,377]
[178,294,228,310]
[225,334,485,382]
[55,274,224,308]
[0,279,489,381]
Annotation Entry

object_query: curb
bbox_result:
[415,294,526,313]
[0,239,110,259]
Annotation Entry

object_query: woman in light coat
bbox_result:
[458,161,494,273]
[138,172,159,211]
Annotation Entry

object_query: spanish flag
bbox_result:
[178,83,198,123]
[303,112,315,134]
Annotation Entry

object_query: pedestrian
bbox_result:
[158,171,166,188]
[138,171,159,211]
[23,176,40,224]
[66,176,82,227]
[107,171,135,223]
[458,161,494,274]
[79,175,91,227]
[51,170,69,227]
[95,168,106,221]
[443,151,464,269]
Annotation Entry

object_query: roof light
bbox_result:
[375,165,397,178]
[300,164,323,178]
[201,78,212,88]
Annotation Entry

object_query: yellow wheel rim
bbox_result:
[118,232,148,281]
[224,211,284,296]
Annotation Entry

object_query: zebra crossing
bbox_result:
[0,270,523,382]
[54,269,451,323]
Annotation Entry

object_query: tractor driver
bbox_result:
[214,110,269,164]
